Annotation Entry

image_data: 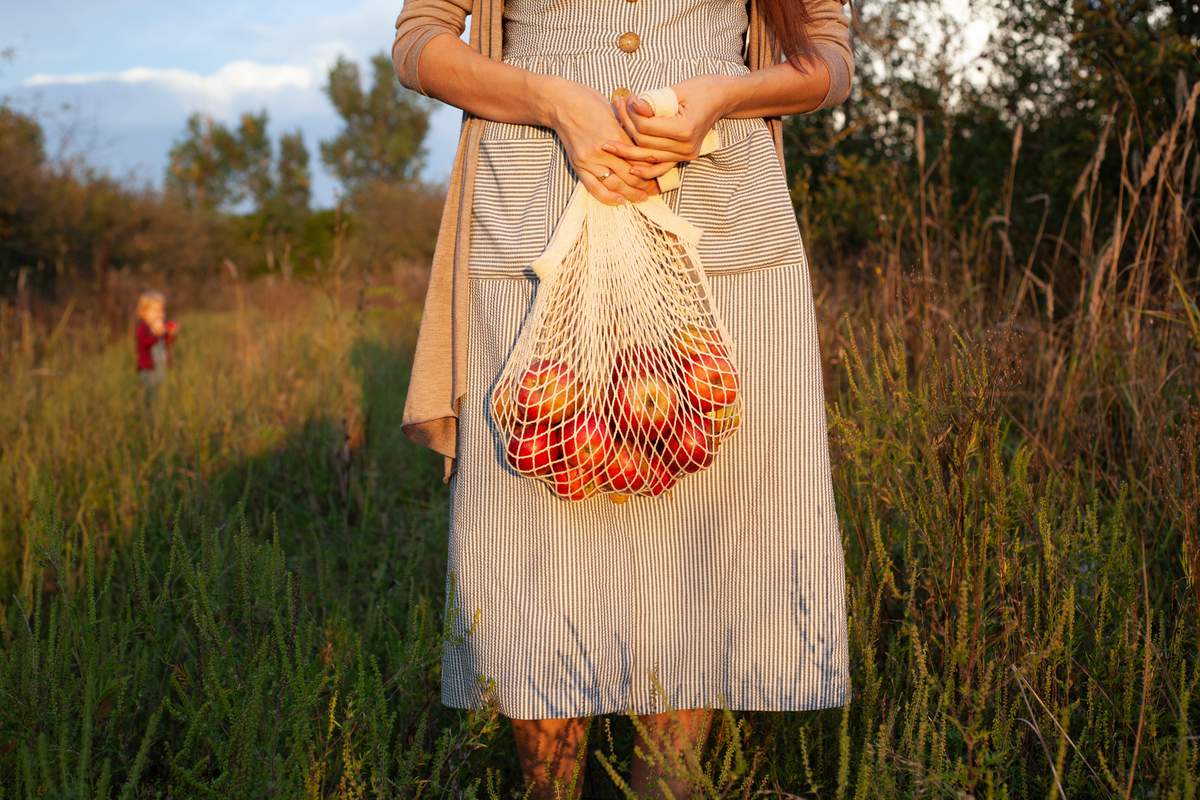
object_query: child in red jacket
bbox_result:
[135,290,178,401]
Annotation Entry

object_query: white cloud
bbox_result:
[24,60,317,116]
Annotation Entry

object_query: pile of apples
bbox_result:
[490,322,741,501]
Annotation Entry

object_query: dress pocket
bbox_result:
[468,135,561,279]
[674,122,806,274]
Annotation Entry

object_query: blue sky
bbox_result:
[1,0,465,207]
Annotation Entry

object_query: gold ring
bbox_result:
[599,169,612,180]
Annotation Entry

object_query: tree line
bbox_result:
[1,53,443,300]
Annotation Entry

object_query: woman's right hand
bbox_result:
[547,82,665,205]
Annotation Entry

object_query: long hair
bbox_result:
[756,0,824,76]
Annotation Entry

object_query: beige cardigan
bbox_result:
[392,0,854,482]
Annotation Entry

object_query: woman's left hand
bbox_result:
[601,74,732,180]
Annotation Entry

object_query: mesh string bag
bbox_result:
[488,87,743,502]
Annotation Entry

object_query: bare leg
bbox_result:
[509,715,593,799]
[629,708,714,798]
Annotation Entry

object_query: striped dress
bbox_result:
[444,0,850,719]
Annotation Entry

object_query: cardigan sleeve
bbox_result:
[804,0,854,110]
[392,0,472,96]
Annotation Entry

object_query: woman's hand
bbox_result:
[601,74,734,178]
[548,83,661,205]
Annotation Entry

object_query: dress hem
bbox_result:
[439,682,852,720]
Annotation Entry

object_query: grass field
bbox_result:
[1,255,1196,797]
[2,91,1199,796]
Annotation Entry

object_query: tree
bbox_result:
[274,130,312,219]
[319,53,435,197]
[0,107,49,292]
[236,111,274,212]
[165,109,311,217]
[258,129,314,274]
[163,109,318,275]
[165,112,242,212]
[166,110,276,213]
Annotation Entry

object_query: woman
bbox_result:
[392,0,854,794]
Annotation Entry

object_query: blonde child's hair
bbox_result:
[137,290,166,322]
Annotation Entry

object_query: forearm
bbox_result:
[413,32,572,129]
[714,56,833,119]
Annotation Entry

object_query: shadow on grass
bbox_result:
[1,331,524,797]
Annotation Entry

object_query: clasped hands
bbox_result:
[549,74,730,206]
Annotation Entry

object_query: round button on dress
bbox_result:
[444,0,852,720]
[617,31,640,53]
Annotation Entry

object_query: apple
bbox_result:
[702,404,741,438]
[610,352,679,441]
[673,322,729,360]
[515,358,580,423]
[602,440,651,493]
[559,411,613,471]
[490,378,518,428]
[661,412,717,473]
[550,462,601,501]
[615,371,678,441]
[612,343,672,376]
[639,451,678,497]
[679,352,738,412]
[505,421,558,476]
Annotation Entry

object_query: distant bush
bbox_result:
[0,107,214,299]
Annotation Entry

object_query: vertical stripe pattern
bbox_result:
[441,0,850,720]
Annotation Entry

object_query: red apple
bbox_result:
[550,462,601,501]
[559,411,613,471]
[611,357,679,441]
[673,323,729,361]
[602,440,651,493]
[515,358,580,423]
[679,352,738,412]
[505,421,558,476]
[661,412,717,473]
[639,451,678,497]
[611,343,657,374]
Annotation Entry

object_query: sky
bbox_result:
[2,1,991,209]
[1,0,467,207]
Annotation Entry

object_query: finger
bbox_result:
[627,160,679,180]
[578,170,630,206]
[610,96,692,162]
[608,107,698,157]
[608,98,688,165]
[624,110,695,141]
[586,155,657,194]
[611,93,641,148]
[626,128,698,157]
[628,95,656,117]
[601,170,650,202]
[602,139,688,164]
[606,162,660,194]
